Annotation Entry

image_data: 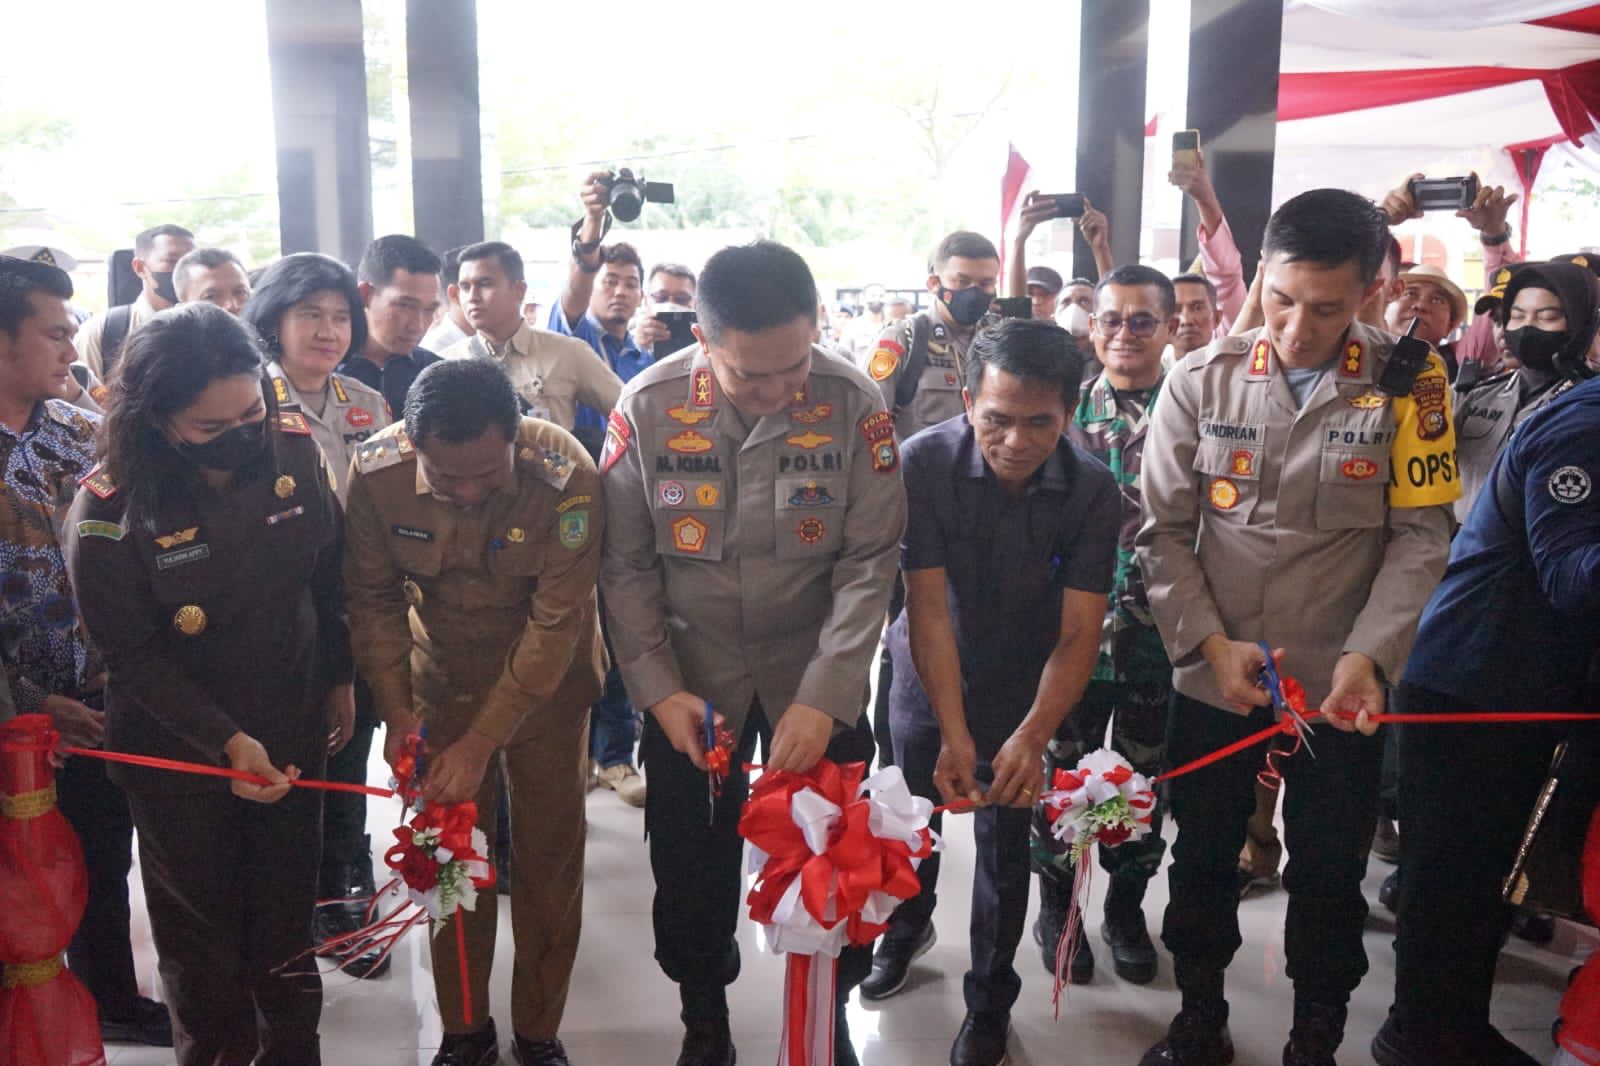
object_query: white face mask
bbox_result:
[1056,303,1092,337]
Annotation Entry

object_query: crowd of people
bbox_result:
[0,145,1596,1066]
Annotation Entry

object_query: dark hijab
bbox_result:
[1502,261,1600,382]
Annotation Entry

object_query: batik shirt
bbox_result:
[1068,372,1171,685]
[0,400,103,712]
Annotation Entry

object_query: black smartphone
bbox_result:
[1172,129,1201,169]
[655,308,699,354]
[992,296,1033,319]
[1043,193,1085,219]
[1409,175,1480,212]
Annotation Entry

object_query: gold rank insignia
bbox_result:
[1248,340,1270,377]
[507,527,526,544]
[277,411,313,436]
[785,431,834,450]
[403,578,424,607]
[692,368,715,408]
[667,430,714,454]
[1209,478,1241,511]
[1347,392,1387,410]
[173,605,207,636]
[275,475,296,499]
[790,403,833,426]
[273,377,291,404]
[154,527,199,550]
[666,404,712,426]
[1340,341,1364,378]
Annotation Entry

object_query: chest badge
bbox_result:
[694,483,720,507]
[1347,392,1386,410]
[1230,451,1255,477]
[788,481,834,507]
[667,404,711,426]
[789,403,833,426]
[173,605,207,636]
[275,475,297,499]
[1342,458,1379,481]
[671,515,708,554]
[785,431,833,450]
[506,527,526,544]
[666,430,714,454]
[867,340,904,382]
[154,526,199,550]
[1209,478,1241,511]
[797,517,826,544]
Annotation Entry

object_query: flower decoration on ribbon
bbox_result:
[1035,748,1156,1018]
[1041,748,1157,865]
[740,759,940,1064]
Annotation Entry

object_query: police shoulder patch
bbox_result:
[276,411,313,436]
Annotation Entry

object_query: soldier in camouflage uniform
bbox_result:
[1030,265,1177,988]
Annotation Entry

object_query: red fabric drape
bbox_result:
[999,143,1031,285]
[1508,140,1555,257]
[1279,60,1600,144]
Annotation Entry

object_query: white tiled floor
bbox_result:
[104,747,1587,1065]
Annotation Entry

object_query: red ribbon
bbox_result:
[0,737,395,797]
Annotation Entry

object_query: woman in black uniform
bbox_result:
[63,302,354,1066]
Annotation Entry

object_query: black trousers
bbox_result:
[887,688,1033,1017]
[643,705,874,1014]
[1161,692,1381,1009]
[128,784,324,1066]
[1391,682,1568,1032]
[318,678,377,891]
[57,753,140,1019]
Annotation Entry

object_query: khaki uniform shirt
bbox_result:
[1136,322,1458,709]
[1452,368,1569,524]
[599,345,907,740]
[863,309,971,440]
[342,419,607,747]
[74,292,157,380]
[442,323,622,432]
[266,362,390,503]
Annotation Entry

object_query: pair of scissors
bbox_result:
[1257,641,1315,757]
[705,702,718,825]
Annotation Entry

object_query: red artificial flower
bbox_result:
[1098,825,1133,848]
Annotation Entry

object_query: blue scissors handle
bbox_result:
[704,702,715,754]
[1257,642,1315,755]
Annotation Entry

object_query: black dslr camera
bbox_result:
[601,168,675,223]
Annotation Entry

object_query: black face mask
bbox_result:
[1504,326,1570,372]
[939,285,992,327]
[865,300,885,314]
[176,419,266,471]
[149,270,179,306]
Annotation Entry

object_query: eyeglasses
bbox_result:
[1092,312,1161,338]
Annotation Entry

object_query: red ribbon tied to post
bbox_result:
[740,760,939,1065]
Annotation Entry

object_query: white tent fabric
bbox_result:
[1297,0,1596,32]
[1283,5,1600,71]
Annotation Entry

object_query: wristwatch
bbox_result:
[570,217,610,271]
[1481,225,1513,247]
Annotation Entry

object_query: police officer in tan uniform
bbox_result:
[600,242,905,1066]
[265,361,387,501]
[343,359,606,1066]
[859,231,1001,764]
[864,231,1001,442]
[1135,190,1457,1066]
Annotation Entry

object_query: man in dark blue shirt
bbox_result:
[1375,351,1600,1065]
[343,235,444,420]
[863,317,1119,1066]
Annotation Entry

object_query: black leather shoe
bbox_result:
[950,1011,1010,1066]
[1510,908,1556,945]
[1034,912,1093,984]
[859,920,936,1000]
[1378,868,1400,913]
[1371,1014,1538,1066]
[1283,1001,1346,1066]
[1103,906,1158,984]
[432,1018,500,1066]
[677,1015,736,1066]
[1139,1007,1234,1066]
[312,900,392,979]
[513,1034,571,1066]
[100,996,174,1047]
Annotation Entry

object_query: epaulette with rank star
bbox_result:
[523,444,574,490]
[355,429,416,474]
[276,411,313,436]
[79,465,117,500]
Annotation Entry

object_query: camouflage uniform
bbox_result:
[1032,372,1171,888]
